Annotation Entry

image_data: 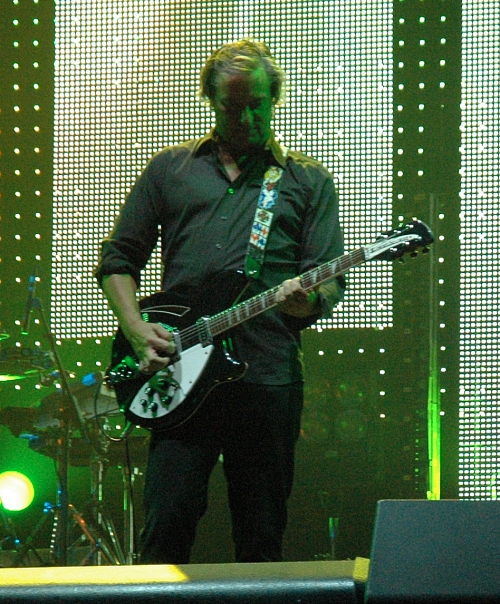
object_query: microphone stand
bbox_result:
[26,296,91,566]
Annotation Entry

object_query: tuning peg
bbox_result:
[398,257,406,264]
[422,247,430,254]
[410,251,419,258]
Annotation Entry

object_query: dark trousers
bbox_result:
[140,380,303,564]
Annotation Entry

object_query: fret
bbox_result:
[185,246,370,344]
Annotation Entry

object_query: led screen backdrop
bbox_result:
[459,1,500,500]
[51,0,393,338]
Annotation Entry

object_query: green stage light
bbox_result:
[0,471,35,511]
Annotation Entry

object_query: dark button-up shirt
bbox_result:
[96,130,344,384]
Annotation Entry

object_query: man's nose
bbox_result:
[239,106,253,125]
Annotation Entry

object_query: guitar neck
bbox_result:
[202,247,366,340]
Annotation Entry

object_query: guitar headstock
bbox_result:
[366,219,434,262]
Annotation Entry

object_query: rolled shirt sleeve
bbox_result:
[95,158,162,288]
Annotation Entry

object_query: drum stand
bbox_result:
[83,457,126,565]
[122,463,140,565]
[11,294,128,566]
[9,457,127,567]
[1,500,46,568]
[1,498,19,551]
[62,457,141,566]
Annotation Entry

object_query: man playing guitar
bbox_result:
[96,39,345,564]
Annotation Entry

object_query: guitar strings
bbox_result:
[173,250,364,348]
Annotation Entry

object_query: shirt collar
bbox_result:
[194,129,288,168]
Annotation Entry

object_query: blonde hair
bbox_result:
[199,39,284,105]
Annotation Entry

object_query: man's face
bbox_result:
[212,66,274,153]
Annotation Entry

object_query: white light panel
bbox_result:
[51,0,393,338]
[459,0,500,500]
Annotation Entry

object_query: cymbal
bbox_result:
[0,347,54,382]
[0,368,39,382]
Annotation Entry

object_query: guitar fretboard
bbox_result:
[176,247,366,350]
[173,219,433,351]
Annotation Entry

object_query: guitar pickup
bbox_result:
[195,316,213,347]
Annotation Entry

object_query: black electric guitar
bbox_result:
[106,219,433,431]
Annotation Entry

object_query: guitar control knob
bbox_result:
[149,402,158,413]
[140,399,148,408]
[160,396,171,407]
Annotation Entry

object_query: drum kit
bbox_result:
[0,330,147,567]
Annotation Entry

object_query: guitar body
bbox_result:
[109,274,249,431]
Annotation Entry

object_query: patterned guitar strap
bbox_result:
[245,147,288,280]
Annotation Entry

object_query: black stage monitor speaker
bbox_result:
[365,499,500,604]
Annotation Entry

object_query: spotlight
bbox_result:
[0,471,35,511]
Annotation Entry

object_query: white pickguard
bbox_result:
[128,343,214,421]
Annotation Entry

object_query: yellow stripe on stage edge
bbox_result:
[0,564,188,586]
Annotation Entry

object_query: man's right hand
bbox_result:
[101,273,177,375]
[124,319,176,374]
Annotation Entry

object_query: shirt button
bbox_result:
[227,187,235,194]
[215,243,222,249]
[221,215,228,220]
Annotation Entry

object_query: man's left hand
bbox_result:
[275,277,319,318]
